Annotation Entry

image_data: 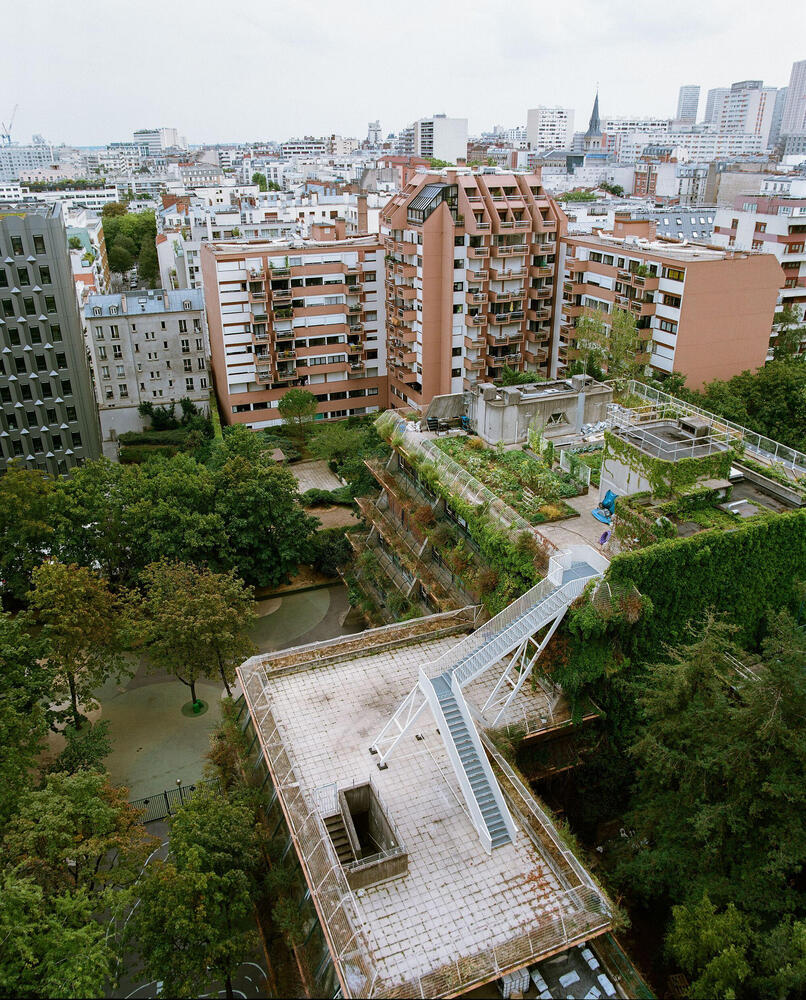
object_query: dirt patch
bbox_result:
[308,505,358,529]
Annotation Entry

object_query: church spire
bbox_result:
[586,89,601,137]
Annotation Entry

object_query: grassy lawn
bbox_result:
[434,436,581,524]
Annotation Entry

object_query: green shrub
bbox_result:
[301,486,355,507]
[308,528,351,577]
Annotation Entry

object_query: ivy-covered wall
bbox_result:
[602,430,734,499]
[608,508,806,657]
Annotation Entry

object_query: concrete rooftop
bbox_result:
[239,625,611,998]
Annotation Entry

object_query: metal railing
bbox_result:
[130,778,219,823]
[624,379,806,474]
[607,402,734,462]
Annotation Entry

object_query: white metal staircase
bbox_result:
[370,545,608,852]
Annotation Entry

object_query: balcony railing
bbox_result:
[491,310,524,324]
[466,269,489,283]
[467,246,489,258]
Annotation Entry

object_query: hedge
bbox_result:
[119,444,181,464]
[607,508,806,658]
[119,429,190,446]
[301,486,355,507]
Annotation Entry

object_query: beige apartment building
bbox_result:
[380,169,565,409]
[202,225,387,427]
[561,215,783,389]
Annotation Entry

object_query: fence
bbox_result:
[130,778,220,823]
[625,379,806,475]
[559,449,592,488]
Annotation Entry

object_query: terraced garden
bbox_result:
[434,435,581,525]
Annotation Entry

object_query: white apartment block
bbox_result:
[676,85,700,123]
[716,81,777,147]
[664,129,764,161]
[0,143,58,182]
[84,288,209,448]
[132,128,186,156]
[526,107,575,151]
[781,59,806,136]
[414,115,468,163]
[704,87,730,124]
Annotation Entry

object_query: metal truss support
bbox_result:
[482,606,569,727]
[369,684,427,767]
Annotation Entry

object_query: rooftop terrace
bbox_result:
[238,616,612,999]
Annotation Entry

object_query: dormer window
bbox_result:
[92,307,102,316]
[183,300,192,310]
[110,305,118,315]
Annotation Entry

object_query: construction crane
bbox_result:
[1,105,19,146]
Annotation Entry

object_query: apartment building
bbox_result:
[413,115,468,164]
[380,169,564,409]
[84,288,208,448]
[781,59,806,137]
[561,215,782,388]
[202,230,387,428]
[526,107,575,151]
[676,85,700,123]
[715,80,778,147]
[712,194,806,354]
[0,202,101,473]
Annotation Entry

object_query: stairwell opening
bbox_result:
[323,781,408,890]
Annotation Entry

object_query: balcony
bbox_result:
[255,354,271,367]
[247,267,265,280]
[464,356,485,371]
[467,268,489,282]
[468,292,488,305]
[464,335,485,350]
[248,289,266,302]
[349,322,364,333]
[468,314,488,327]
[540,219,557,230]
[491,310,524,324]
[276,348,296,361]
[346,282,364,295]
[270,266,291,277]
[274,306,293,319]
[272,289,292,303]
[465,193,484,202]
[347,304,362,315]
[275,328,294,340]
[256,371,273,384]
[632,273,660,290]
[488,288,526,304]
[398,286,416,300]
[630,299,656,317]
[395,262,416,278]
[530,265,553,278]
[276,368,297,381]
[564,304,585,318]
[345,264,361,276]
[527,307,551,322]
[532,286,553,300]
[472,220,491,231]
[499,220,530,231]
[347,343,363,356]
[350,361,365,371]
[493,244,528,257]
[467,245,489,259]
[497,266,527,279]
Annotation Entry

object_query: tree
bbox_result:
[212,455,318,587]
[0,464,54,601]
[267,180,281,192]
[3,770,153,897]
[107,244,133,275]
[48,719,112,775]
[570,306,644,384]
[28,560,127,729]
[0,612,49,831]
[428,158,453,169]
[68,235,83,250]
[501,365,541,386]
[570,308,609,374]
[278,388,317,442]
[138,236,158,287]
[137,560,257,698]
[667,895,751,1000]
[131,790,260,1000]
[772,304,805,361]
[0,873,116,999]
[252,171,268,191]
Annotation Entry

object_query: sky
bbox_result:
[5,0,806,146]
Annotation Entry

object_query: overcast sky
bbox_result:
[5,0,806,146]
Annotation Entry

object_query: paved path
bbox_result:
[539,490,617,553]
[290,458,343,492]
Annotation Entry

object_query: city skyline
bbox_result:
[6,0,806,146]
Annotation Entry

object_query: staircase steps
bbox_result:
[324,812,356,865]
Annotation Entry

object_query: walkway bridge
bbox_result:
[370,545,609,853]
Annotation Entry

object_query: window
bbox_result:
[17,266,29,286]
[751,240,763,251]
[109,305,118,316]
[35,354,47,372]
[33,236,45,255]
[454,236,464,247]
[46,407,56,423]
[754,222,767,233]
[787,243,804,254]
[658,318,678,334]
[41,381,53,399]
[451,368,461,377]
[181,339,190,353]
[661,293,681,308]
[110,325,119,339]
[112,345,122,359]
[71,432,82,448]
[183,358,192,372]
[663,267,685,282]
[23,297,35,315]
[30,326,41,344]
[97,346,107,359]
[0,270,6,288]
[50,323,61,342]
[183,300,192,310]
[118,384,129,397]
[66,406,76,421]
[60,379,71,395]
[453,282,464,292]
[93,306,102,317]
[195,337,203,350]
[45,296,56,313]
[116,365,125,377]
[32,437,43,453]
[452,304,463,314]
[8,328,19,345]
[199,376,208,389]
[10,236,23,255]
[105,387,114,400]
[38,265,51,284]
[56,353,66,368]
[95,327,104,341]
[179,319,187,333]
[101,366,110,379]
